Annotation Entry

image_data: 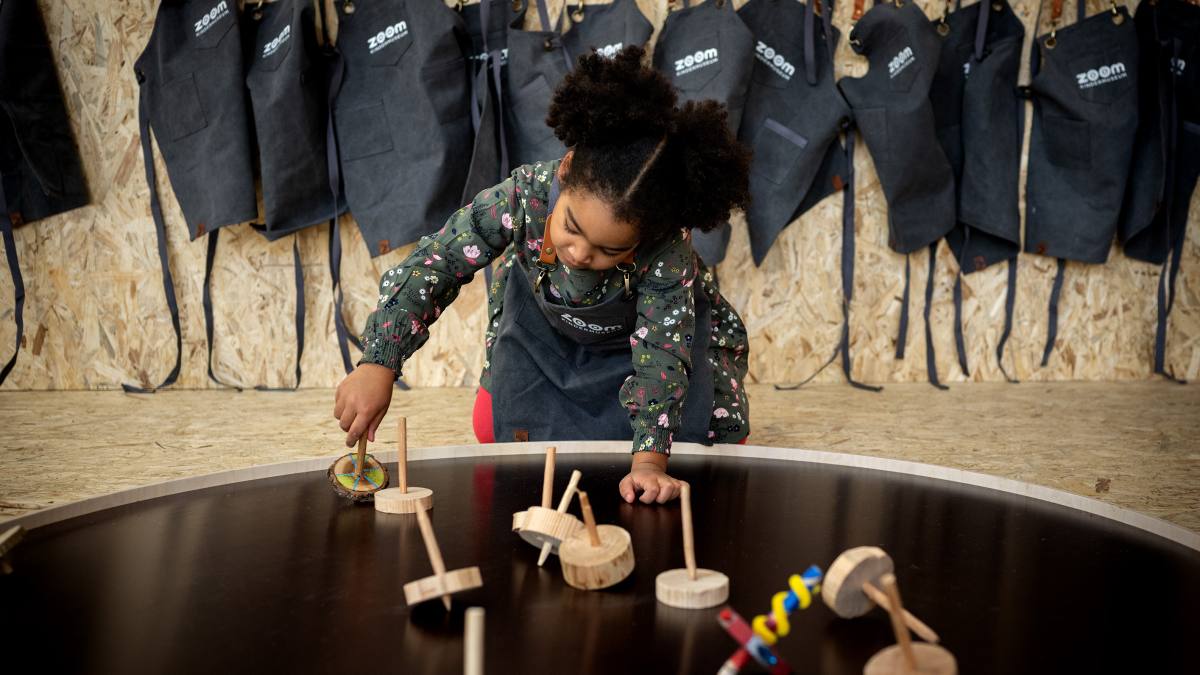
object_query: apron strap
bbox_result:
[1153,36,1187,383]
[996,256,1019,382]
[952,230,970,378]
[896,253,911,359]
[923,242,948,389]
[202,230,244,389]
[123,91,182,393]
[803,0,818,86]
[839,130,882,391]
[1040,257,1066,367]
[482,0,510,175]
[973,0,992,62]
[324,47,357,376]
[0,216,24,386]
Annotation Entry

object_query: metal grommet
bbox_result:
[344,0,356,14]
[1112,13,1125,25]
[512,0,523,11]
[850,37,862,48]
[992,2,1002,10]
[937,21,950,36]
[543,37,554,51]
[572,8,585,22]
[1044,35,1057,50]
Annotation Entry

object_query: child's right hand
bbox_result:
[333,363,397,447]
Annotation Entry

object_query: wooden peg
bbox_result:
[327,435,389,502]
[883,574,917,670]
[375,416,433,514]
[863,574,957,675]
[655,482,728,609]
[538,469,581,566]
[512,446,557,531]
[823,546,940,643]
[464,607,484,675]
[558,491,634,590]
[404,507,482,609]
[516,468,584,564]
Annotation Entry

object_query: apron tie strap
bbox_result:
[996,257,1018,382]
[1040,257,1066,367]
[1153,36,1187,384]
[0,216,24,386]
[802,0,818,86]
[973,0,992,62]
[896,253,911,359]
[923,242,948,389]
[838,129,881,391]
[952,228,971,378]
[202,229,242,389]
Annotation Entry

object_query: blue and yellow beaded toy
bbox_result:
[716,565,823,675]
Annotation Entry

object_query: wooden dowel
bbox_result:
[880,574,917,672]
[355,435,367,480]
[541,446,557,509]
[577,491,601,547]
[398,416,408,493]
[465,607,485,675]
[681,482,696,581]
[538,469,582,566]
[415,507,451,610]
[862,581,941,643]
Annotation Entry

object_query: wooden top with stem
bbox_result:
[415,507,452,611]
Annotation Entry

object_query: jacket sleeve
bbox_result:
[620,230,699,455]
[358,178,520,378]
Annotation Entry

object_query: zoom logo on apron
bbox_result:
[367,21,409,54]
[261,25,290,58]
[675,47,720,76]
[1170,57,1186,76]
[194,0,230,37]
[559,313,624,335]
[754,41,795,81]
[888,46,914,78]
[596,43,624,59]
[1074,61,1127,89]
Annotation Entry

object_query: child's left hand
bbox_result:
[619,452,683,504]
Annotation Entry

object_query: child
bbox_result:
[334,46,751,504]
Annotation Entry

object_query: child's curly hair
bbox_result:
[545,45,751,243]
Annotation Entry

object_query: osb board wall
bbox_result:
[0,0,1195,391]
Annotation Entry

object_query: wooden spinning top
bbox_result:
[655,482,729,609]
[558,491,635,590]
[328,435,389,502]
[518,469,584,566]
[863,574,956,675]
[823,546,940,643]
[403,507,482,610]
[512,445,558,531]
[374,417,433,514]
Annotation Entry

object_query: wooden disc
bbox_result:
[517,507,582,553]
[374,486,433,514]
[403,566,483,606]
[327,453,389,501]
[655,568,729,609]
[822,546,893,618]
[559,525,635,590]
[511,510,528,532]
[864,643,957,675]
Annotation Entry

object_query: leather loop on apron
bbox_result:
[1025,1,1138,367]
[652,0,755,266]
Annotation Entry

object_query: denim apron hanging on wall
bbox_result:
[929,0,1024,381]
[737,0,850,267]
[0,0,90,385]
[839,0,956,388]
[490,177,716,443]
[461,0,521,203]
[133,0,258,391]
[1118,0,1199,380]
[1024,0,1138,366]
[652,0,755,266]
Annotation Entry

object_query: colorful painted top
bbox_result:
[359,161,749,454]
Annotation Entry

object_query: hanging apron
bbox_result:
[332,0,472,257]
[839,0,956,388]
[928,0,1024,381]
[460,0,521,203]
[0,0,90,385]
[736,0,850,267]
[490,179,716,443]
[1118,0,1200,380]
[652,0,755,266]
[504,0,653,169]
[1024,0,1138,366]
[133,0,259,391]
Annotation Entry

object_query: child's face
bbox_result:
[552,155,640,271]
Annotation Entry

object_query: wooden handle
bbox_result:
[578,491,601,547]
[862,581,941,643]
[557,470,582,513]
[355,435,368,479]
[541,447,557,509]
[465,607,485,675]
[681,482,696,580]
[398,416,408,493]
[415,507,451,610]
[880,574,917,672]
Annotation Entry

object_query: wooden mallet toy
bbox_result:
[511,446,557,532]
[327,435,389,502]
[518,469,584,566]
[403,506,482,610]
[863,574,957,675]
[558,490,635,590]
[822,546,940,644]
[0,525,25,575]
[656,482,729,609]
[375,417,433,514]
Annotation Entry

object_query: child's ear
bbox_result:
[558,150,573,181]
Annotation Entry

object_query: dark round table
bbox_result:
[3,447,1198,674]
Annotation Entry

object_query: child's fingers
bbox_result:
[366,409,386,443]
[656,481,676,504]
[638,483,660,504]
[338,406,356,434]
[333,393,345,421]
[618,475,637,503]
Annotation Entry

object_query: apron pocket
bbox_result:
[751,117,808,185]
[337,101,394,160]
[160,74,208,140]
[509,75,558,147]
[1041,113,1090,171]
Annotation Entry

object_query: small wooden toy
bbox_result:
[327,435,389,502]
[823,546,940,643]
[464,606,484,675]
[655,482,729,609]
[716,566,823,675]
[558,490,635,590]
[518,469,584,567]
[863,574,957,675]
[511,446,557,532]
[403,506,482,610]
[0,525,25,574]
[374,417,433,514]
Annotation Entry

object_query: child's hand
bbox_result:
[333,363,396,447]
[619,452,683,504]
